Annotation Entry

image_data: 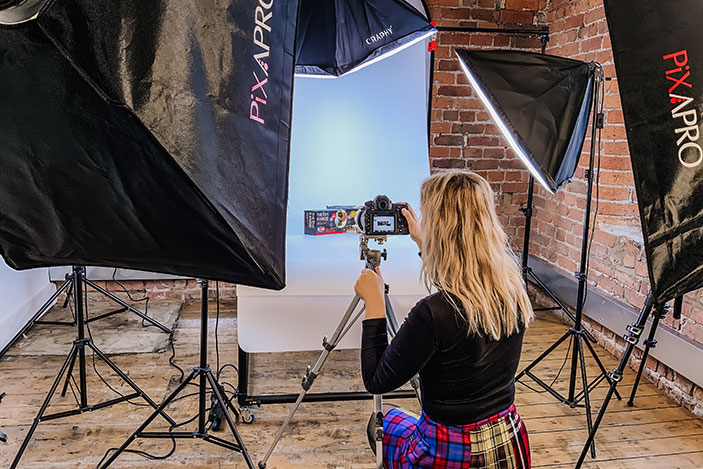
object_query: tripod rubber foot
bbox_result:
[258,461,267,468]
[627,400,634,407]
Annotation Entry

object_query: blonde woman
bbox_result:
[355,170,533,468]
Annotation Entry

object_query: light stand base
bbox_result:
[11,266,175,469]
[575,297,656,469]
[98,279,254,469]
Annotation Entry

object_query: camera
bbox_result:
[356,195,410,236]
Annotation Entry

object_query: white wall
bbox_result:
[0,260,53,353]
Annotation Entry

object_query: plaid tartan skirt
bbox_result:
[382,404,530,468]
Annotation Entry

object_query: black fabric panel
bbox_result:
[456,49,594,193]
[296,0,433,77]
[604,0,703,303]
[0,0,299,289]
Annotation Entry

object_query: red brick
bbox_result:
[499,10,534,25]
[505,0,539,10]
[432,158,466,169]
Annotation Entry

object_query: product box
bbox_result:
[304,206,360,235]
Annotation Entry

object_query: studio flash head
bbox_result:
[356,195,410,237]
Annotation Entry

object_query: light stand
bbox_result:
[11,266,176,469]
[256,235,422,469]
[519,35,598,343]
[575,294,657,468]
[0,268,172,358]
[98,278,255,469]
[514,64,622,458]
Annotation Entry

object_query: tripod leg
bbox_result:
[577,338,596,458]
[373,394,384,469]
[206,371,255,469]
[575,297,654,469]
[11,345,78,469]
[88,342,176,426]
[85,279,172,334]
[98,370,196,469]
[583,336,622,400]
[62,279,74,309]
[60,350,79,398]
[628,310,662,406]
[258,296,363,468]
[516,329,571,381]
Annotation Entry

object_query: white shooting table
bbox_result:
[238,233,427,353]
[236,233,427,408]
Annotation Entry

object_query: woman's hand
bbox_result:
[354,268,386,319]
[401,204,422,251]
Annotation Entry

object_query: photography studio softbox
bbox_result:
[295,0,435,77]
[604,0,703,303]
[456,49,594,194]
[0,0,299,290]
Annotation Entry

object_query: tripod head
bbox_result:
[359,235,387,270]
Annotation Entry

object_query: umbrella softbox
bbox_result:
[0,0,299,290]
[604,0,703,303]
[456,49,594,193]
[295,0,434,77]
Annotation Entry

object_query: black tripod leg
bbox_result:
[60,350,79,398]
[575,297,654,469]
[527,271,597,344]
[582,335,622,400]
[206,371,255,469]
[577,338,596,458]
[11,344,78,469]
[85,279,172,334]
[88,342,176,426]
[98,370,196,469]
[62,280,74,309]
[516,329,571,380]
[627,311,662,407]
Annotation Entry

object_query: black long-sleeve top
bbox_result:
[361,291,525,425]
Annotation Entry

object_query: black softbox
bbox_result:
[0,0,299,290]
[456,49,594,194]
[295,0,434,77]
[604,0,703,303]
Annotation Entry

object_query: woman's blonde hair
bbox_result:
[420,170,533,339]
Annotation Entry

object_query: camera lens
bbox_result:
[374,195,391,211]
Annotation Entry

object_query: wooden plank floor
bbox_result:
[1,299,702,468]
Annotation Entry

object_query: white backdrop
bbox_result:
[238,38,432,353]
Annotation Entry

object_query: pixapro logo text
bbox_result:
[250,0,273,125]
[664,50,702,168]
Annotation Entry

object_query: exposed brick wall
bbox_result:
[55,279,237,304]
[428,0,546,247]
[426,0,703,415]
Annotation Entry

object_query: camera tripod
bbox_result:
[98,278,255,468]
[0,267,171,358]
[257,235,422,469]
[11,266,176,468]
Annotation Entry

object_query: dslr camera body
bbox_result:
[356,195,410,236]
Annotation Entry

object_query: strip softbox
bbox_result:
[604,0,703,303]
[456,49,594,193]
[295,0,435,77]
[0,0,299,290]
